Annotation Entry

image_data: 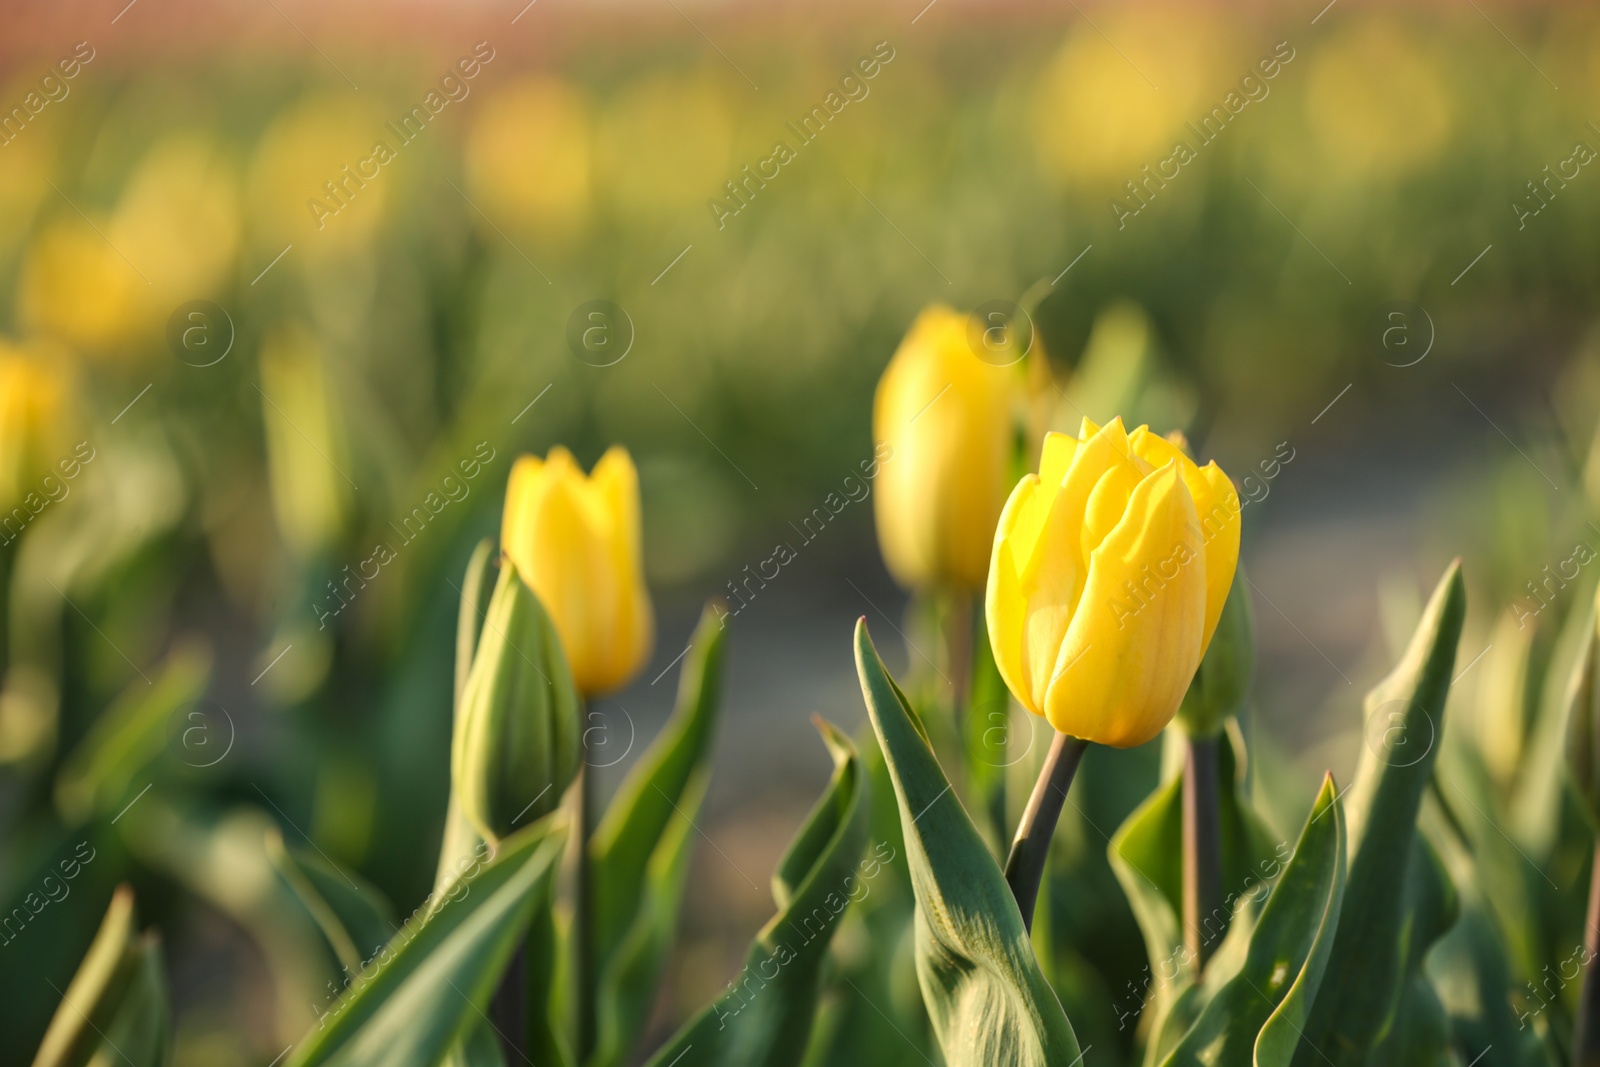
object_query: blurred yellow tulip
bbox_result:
[986,417,1240,747]
[18,219,142,351]
[0,343,69,512]
[872,306,1014,592]
[466,76,592,238]
[501,446,653,696]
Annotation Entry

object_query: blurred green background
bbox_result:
[4,0,1600,1063]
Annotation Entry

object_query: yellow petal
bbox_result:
[1043,462,1206,747]
[1128,427,1241,650]
[1039,430,1079,487]
[986,475,1041,715]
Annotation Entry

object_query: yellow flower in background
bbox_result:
[986,417,1240,747]
[17,219,142,351]
[466,76,592,238]
[113,134,241,308]
[501,446,653,696]
[0,342,68,512]
[1033,10,1224,186]
[1306,18,1453,178]
[249,94,389,252]
[873,306,1013,591]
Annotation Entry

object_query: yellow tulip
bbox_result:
[872,306,1014,591]
[0,342,69,513]
[501,446,653,696]
[986,417,1240,747]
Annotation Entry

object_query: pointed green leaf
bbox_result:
[1158,773,1346,1067]
[587,603,727,1067]
[33,886,147,1067]
[643,718,869,1067]
[267,829,398,972]
[1109,722,1279,1059]
[1296,561,1466,1066]
[286,817,567,1067]
[854,620,1081,1066]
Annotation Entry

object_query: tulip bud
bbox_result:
[873,305,1014,592]
[1176,563,1254,738]
[986,417,1240,747]
[501,446,653,696]
[452,560,581,842]
[1565,610,1600,830]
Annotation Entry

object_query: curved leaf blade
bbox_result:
[1295,560,1466,1066]
[1157,773,1347,1067]
[286,817,567,1067]
[587,603,727,1067]
[854,619,1081,1067]
[643,717,869,1067]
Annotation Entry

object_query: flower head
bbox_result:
[986,417,1240,746]
[501,446,653,696]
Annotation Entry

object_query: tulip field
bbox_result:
[8,1,1600,1066]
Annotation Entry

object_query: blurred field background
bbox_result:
[4,0,1600,1063]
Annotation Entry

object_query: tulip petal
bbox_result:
[987,475,1041,714]
[1129,427,1241,650]
[1039,430,1079,488]
[1044,462,1206,747]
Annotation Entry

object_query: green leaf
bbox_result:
[286,816,567,1067]
[54,646,211,824]
[33,886,170,1067]
[1158,773,1347,1067]
[642,717,869,1067]
[1295,560,1466,1066]
[1108,722,1279,1056]
[1365,834,1458,1067]
[586,603,727,1067]
[267,829,398,972]
[853,619,1082,1067]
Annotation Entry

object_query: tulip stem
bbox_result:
[1004,730,1091,932]
[1574,838,1600,1066]
[574,759,596,1061]
[1183,733,1223,971]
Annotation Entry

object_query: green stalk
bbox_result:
[1574,838,1600,1066]
[1004,730,1091,931]
[1182,733,1223,970]
[574,751,596,1061]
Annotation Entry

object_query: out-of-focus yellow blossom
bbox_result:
[112,135,240,309]
[249,94,389,252]
[986,417,1240,747]
[501,447,653,696]
[17,220,142,351]
[1034,11,1224,186]
[259,325,349,556]
[873,306,1013,591]
[467,77,592,238]
[595,73,733,221]
[0,340,69,512]
[1306,19,1453,178]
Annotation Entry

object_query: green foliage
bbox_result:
[854,618,1083,1066]
[586,602,727,1067]
[31,886,170,1067]
[644,717,868,1067]
[1295,560,1467,1066]
[1158,774,1346,1067]
[285,817,567,1067]
[451,561,580,842]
